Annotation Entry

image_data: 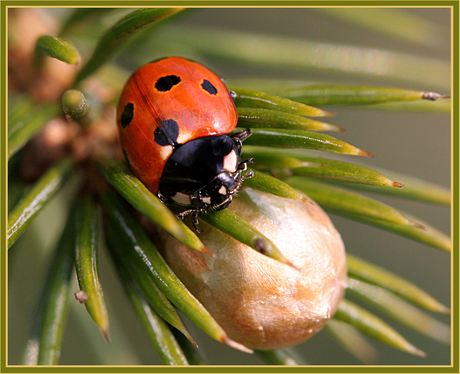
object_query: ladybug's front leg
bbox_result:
[176,208,205,233]
[190,211,203,233]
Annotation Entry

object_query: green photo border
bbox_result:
[1,2,458,373]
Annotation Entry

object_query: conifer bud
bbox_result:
[160,188,347,350]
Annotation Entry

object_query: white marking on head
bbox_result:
[223,150,238,172]
[218,185,227,195]
[202,196,212,205]
[172,192,192,206]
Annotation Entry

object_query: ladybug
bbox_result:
[117,57,253,231]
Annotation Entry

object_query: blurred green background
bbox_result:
[8,7,451,366]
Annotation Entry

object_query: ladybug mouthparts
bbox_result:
[158,129,253,232]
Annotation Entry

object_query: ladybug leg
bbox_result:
[231,129,252,154]
[177,208,195,220]
[230,170,254,195]
[157,191,171,205]
[232,129,252,143]
[191,211,203,233]
[176,208,204,233]
[238,157,254,171]
[232,128,252,142]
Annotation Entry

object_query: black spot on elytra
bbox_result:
[201,79,217,95]
[121,103,134,128]
[155,75,181,92]
[154,119,179,146]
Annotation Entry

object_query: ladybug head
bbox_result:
[191,168,254,212]
[191,172,236,210]
[158,129,253,231]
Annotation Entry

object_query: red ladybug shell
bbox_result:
[117,57,238,194]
